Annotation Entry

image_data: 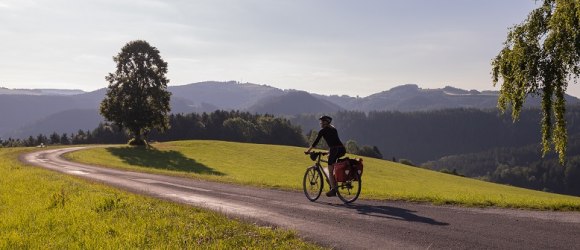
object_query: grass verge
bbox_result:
[1,147,321,249]
[65,140,580,211]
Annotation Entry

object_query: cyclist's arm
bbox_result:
[311,129,324,148]
[306,129,324,154]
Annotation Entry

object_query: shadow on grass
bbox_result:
[325,202,449,226]
[106,147,225,176]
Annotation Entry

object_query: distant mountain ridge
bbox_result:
[315,84,580,111]
[0,87,86,96]
[1,81,579,139]
[170,81,284,110]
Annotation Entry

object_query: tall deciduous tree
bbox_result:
[100,40,171,145]
[492,0,580,163]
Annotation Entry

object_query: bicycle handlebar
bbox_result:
[304,151,328,156]
[305,151,328,162]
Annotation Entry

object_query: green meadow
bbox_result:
[66,140,580,211]
[0,147,320,249]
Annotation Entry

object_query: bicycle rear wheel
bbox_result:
[303,166,324,201]
[336,172,361,203]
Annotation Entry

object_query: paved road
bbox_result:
[22,147,580,249]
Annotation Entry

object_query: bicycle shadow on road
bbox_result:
[325,202,449,226]
[107,147,225,176]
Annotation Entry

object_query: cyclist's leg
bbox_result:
[327,148,339,190]
[338,146,346,158]
[328,147,346,190]
[328,164,336,189]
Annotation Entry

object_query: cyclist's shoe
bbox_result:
[326,188,337,197]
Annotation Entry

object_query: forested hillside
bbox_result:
[248,91,343,115]
[423,135,580,196]
[292,105,580,164]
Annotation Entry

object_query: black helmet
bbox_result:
[319,115,332,123]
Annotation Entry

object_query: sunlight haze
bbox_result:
[3,0,576,97]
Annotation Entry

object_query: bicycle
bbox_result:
[303,151,362,203]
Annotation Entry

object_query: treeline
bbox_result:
[423,135,580,196]
[148,110,306,146]
[1,110,386,159]
[0,111,307,148]
[0,130,97,147]
[291,105,580,164]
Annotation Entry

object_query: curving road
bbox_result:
[22,147,580,249]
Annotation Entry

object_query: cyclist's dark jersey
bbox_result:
[312,126,344,148]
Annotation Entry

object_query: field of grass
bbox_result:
[0,147,321,249]
[65,140,580,211]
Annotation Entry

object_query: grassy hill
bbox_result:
[0,147,319,248]
[65,140,580,211]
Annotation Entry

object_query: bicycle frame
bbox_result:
[304,151,362,203]
[311,152,332,188]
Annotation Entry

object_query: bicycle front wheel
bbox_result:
[303,166,324,201]
[337,172,361,204]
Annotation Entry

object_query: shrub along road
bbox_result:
[22,147,580,249]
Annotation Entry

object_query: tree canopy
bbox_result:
[100,40,171,145]
[492,0,580,163]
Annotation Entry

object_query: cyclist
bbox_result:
[305,115,346,197]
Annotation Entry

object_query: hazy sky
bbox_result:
[3,0,577,97]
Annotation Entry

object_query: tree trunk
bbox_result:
[129,128,146,146]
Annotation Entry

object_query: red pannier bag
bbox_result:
[333,158,364,182]
[333,160,350,182]
[348,158,363,181]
